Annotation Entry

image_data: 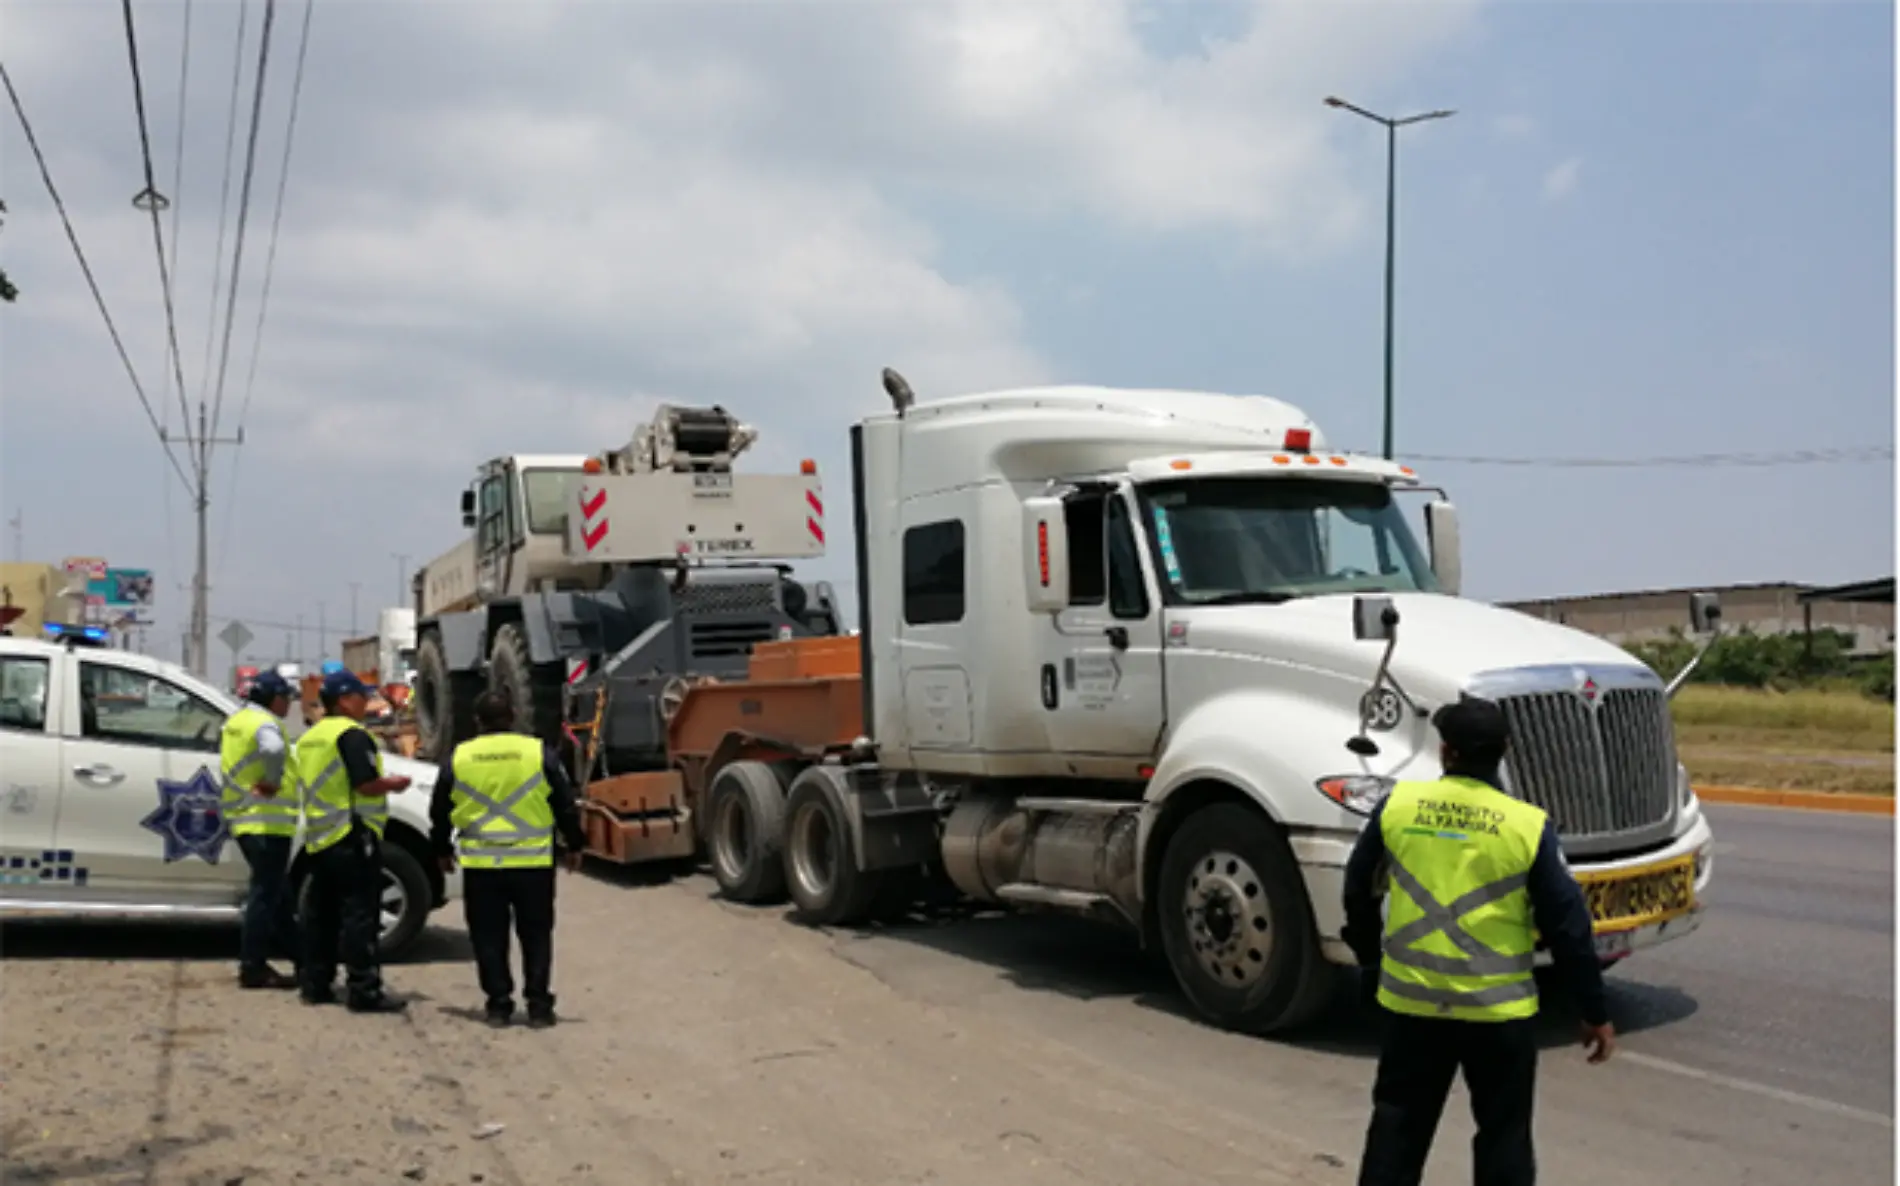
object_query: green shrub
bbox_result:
[1624,627,1891,701]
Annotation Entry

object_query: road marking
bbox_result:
[1620,1050,1893,1128]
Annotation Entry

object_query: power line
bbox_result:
[218,0,314,576]
[207,0,277,445]
[1399,446,1894,469]
[120,0,195,451]
[0,60,192,493]
[194,0,248,424]
[159,0,195,587]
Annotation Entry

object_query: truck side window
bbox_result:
[0,656,50,732]
[1064,494,1106,606]
[477,475,506,554]
[1107,497,1149,620]
[902,519,965,625]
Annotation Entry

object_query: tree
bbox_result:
[0,199,15,302]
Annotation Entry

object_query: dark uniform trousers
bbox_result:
[236,833,302,970]
[300,824,385,1001]
[1359,1012,1539,1186]
[463,866,557,1011]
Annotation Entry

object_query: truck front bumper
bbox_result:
[1301,801,1716,967]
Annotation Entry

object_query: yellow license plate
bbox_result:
[1577,856,1696,934]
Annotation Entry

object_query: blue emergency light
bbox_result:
[44,622,111,647]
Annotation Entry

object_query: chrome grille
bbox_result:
[1496,687,1674,840]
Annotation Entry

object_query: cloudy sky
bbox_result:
[1,0,1892,666]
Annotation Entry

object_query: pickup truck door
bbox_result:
[55,654,247,907]
[1039,486,1166,771]
[0,650,72,897]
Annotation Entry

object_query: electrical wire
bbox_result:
[217,0,314,576]
[207,0,277,445]
[160,0,195,585]
[0,60,192,493]
[1398,446,1894,469]
[195,0,249,424]
[120,0,196,453]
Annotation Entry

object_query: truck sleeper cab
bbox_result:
[698,376,1716,1035]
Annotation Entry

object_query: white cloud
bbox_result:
[1542,156,1584,201]
[0,0,1486,639]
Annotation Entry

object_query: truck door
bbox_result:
[1039,485,1165,765]
[55,655,247,906]
[475,469,509,597]
[0,649,67,898]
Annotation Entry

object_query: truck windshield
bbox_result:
[522,469,578,536]
[1139,476,1438,604]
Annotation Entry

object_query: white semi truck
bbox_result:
[603,371,1720,1034]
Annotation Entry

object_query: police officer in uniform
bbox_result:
[430,691,586,1029]
[220,669,303,989]
[296,670,413,1013]
[1343,698,1615,1186]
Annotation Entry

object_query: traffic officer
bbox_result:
[1342,697,1615,1186]
[295,670,413,1013]
[429,690,586,1029]
[220,669,303,990]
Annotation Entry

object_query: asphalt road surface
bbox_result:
[1,802,1889,1184]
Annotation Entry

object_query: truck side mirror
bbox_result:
[1022,496,1070,614]
[1689,591,1722,634]
[1424,501,1462,598]
[460,489,476,528]
[1353,595,1400,642]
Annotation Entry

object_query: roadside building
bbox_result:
[1501,579,1895,656]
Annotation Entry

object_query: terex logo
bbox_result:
[691,538,755,554]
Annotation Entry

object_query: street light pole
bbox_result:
[1324,96,1455,460]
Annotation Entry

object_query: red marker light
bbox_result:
[1037,520,1050,587]
[1284,428,1312,452]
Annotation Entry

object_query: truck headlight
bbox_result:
[1317,774,1396,817]
[1677,761,1696,810]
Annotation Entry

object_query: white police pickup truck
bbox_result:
[0,629,459,957]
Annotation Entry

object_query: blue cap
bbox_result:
[321,660,347,676]
[252,670,294,699]
[321,670,373,699]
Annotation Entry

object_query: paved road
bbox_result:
[2,802,1889,1184]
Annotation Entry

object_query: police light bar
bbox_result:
[45,622,111,647]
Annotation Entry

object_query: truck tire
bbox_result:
[706,761,789,904]
[487,622,563,749]
[1155,803,1333,1035]
[413,632,471,760]
[782,765,886,926]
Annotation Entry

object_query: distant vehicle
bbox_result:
[234,665,260,697]
[0,635,460,957]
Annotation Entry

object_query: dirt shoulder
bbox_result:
[2,873,1341,1186]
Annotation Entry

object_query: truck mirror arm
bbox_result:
[1664,613,1725,700]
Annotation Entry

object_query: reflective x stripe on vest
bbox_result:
[1377,776,1545,1023]
[449,733,555,869]
[295,715,386,856]
[220,705,298,837]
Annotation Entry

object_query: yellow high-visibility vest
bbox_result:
[219,705,299,838]
[1377,776,1547,1022]
[295,715,386,856]
[449,732,556,869]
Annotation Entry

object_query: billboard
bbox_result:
[85,567,155,625]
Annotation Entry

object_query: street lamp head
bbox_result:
[1324,96,1345,107]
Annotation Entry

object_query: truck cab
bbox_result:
[843,379,1714,1032]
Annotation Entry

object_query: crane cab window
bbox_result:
[522,470,577,537]
[476,474,507,554]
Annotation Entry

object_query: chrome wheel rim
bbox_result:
[788,800,836,901]
[1183,849,1272,988]
[712,792,749,884]
[379,867,407,938]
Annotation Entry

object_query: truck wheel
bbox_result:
[487,623,563,749]
[1156,803,1332,1035]
[706,761,789,904]
[782,765,885,926]
[413,633,470,760]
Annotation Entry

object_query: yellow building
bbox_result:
[0,563,82,637]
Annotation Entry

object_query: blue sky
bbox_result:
[0,0,1891,663]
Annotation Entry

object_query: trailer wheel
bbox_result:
[783,766,886,926]
[413,632,471,760]
[1156,803,1334,1035]
[706,761,789,904]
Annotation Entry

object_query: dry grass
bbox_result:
[1672,686,1894,794]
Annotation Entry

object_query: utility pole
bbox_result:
[318,600,328,664]
[1323,96,1454,459]
[348,581,361,635]
[160,407,244,677]
[392,552,411,606]
[295,613,304,667]
[5,510,19,561]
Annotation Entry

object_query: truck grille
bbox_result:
[689,620,779,659]
[678,582,778,616]
[1496,687,1675,840]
